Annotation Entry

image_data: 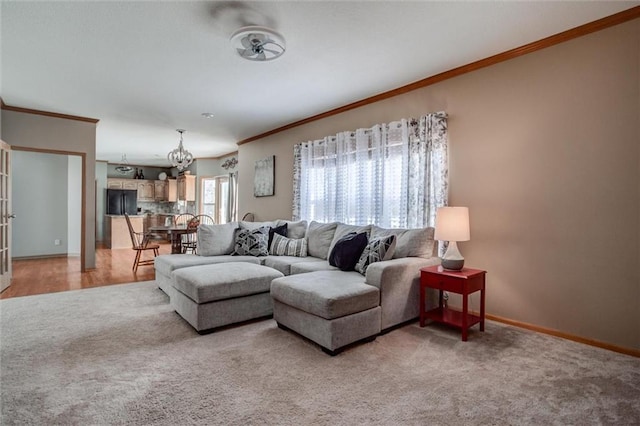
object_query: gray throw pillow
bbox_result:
[197,222,238,256]
[233,226,269,256]
[371,225,435,258]
[355,235,397,275]
[269,233,308,257]
[277,220,308,239]
[306,221,338,260]
[240,220,279,231]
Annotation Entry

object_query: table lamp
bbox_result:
[434,206,470,271]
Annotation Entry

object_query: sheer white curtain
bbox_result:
[292,112,448,228]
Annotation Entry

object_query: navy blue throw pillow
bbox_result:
[269,223,288,248]
[328,232,369,271]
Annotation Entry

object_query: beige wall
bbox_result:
[238,20,640,349]
[2,110,97,270]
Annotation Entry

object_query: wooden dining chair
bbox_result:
[175,213,196,225]
[125,213,160,272]
[175,214,197,254]
[194,214,215,225]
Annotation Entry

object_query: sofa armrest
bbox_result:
[365,257,441,330]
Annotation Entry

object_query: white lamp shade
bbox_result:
[434,207,470,242]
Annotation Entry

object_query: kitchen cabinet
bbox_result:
[107,179,138,190]
[177,175,196,201]
[106,178,178,202]
[107,178,162,201]
[137,181,155,201]
[154,181,167,201]
[107,179,123,189]
[167,179,177,202]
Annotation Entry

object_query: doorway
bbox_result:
[200,175,230,224]
[11,150,82,262]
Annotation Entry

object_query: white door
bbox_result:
[0,140,12,292]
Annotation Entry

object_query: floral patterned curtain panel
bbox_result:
[292,111,448,228]
[226,171,238,223]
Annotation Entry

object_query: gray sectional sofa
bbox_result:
[154,219,440,354]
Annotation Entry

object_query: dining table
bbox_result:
[148,224,196,254]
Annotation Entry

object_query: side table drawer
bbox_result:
[422,272,463,293]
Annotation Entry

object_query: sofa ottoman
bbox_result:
[171,262,284,333]
[155,254,263,298]
[271,271,381,355]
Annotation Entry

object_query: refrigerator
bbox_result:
[106,189,138,215]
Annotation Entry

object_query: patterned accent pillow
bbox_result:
[269,233,308,257]
[355,235,397,275]
[233,226,269,256]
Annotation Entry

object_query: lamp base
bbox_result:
[441,258,465,271]
[441,241,465,271]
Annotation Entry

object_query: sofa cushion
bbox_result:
[290,260,338,275]
[271,271,378,320]
[197,222,239,256]
[328,223,372,255]
[269,233,307,257]
[263,255,316,276]
[277,220,308,239]
[154,254,260,277]
[328,232,368,271]
[173,263,284,304]
[371,225,435,259]
[306,221,338,260]
[240,220,279,230]
[355,235,397,275]
[234,226,269,256]
[269,223,288,248]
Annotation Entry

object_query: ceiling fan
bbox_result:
[230,26,286,62]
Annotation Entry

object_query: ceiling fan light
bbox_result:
[230,26,286,62]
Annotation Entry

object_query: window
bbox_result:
[199,176,229,224]
[293,112,448,229]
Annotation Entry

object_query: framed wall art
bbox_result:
[254,155,275,197]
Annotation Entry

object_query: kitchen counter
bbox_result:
[104,215,143,249]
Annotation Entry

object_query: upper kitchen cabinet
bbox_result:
[167,179,177,202]
[107,178,161,201]
[107,179,138,190]
[177,175,196,201]
[137,181,155,201]
[154,181,167,202]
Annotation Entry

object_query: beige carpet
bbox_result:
[1,281,638,425]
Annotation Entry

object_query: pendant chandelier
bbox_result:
[115,154,134,175]
[167,129,193,171]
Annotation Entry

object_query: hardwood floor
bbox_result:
[0,242,172,299]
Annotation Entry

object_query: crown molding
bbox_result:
[1,99,99,124]
[237,6,640,146]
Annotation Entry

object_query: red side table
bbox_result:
[420,265,487,341]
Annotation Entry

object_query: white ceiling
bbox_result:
[1,1,636,167]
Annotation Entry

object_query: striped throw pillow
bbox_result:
[269,233,308,257]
